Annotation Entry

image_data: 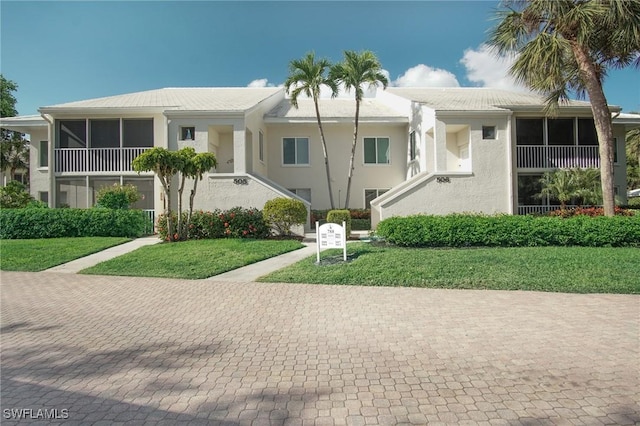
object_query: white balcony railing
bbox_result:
[517,204,594,215]
[55,148,151,173]
[517,145,600,169]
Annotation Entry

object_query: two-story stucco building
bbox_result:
[1,86,638,229]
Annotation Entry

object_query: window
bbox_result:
[517,174,544,206]
[57,119,154,149]
[516,119,543,145]
[288,188,311,203]
[123,119,153,147]
[39,191,49,203]
[39,141,48,168]
[283,137,309,165]
[482,126,496,140]
[259,131,264,162]
[577,119,598,146]
[364,188,389,209]
[14,173,27,184]
[614,137,618,164]
[409,131,417,161]
[364,137,390,164]
[57,120,86,148]
[90,119,120,148]
[180,126,195,141]
[547,118,574,145]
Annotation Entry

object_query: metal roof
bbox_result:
[40,87,283,112]
[265,98,407,121]
[387,87,597,111]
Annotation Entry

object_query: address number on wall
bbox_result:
[233,178,248,185]
[436,177,451,183]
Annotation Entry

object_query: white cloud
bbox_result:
[460,44,529,92]
[391,64,460,87]
[247,78,272,88]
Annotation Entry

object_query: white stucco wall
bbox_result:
[27,129,50,201]
[194,174,310,232]
[371,113,512,226]
[265,122,409,209]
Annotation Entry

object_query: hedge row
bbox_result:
[375,214,640,247]
[312,209,371,230]
[157,208,270,240]
[0,208,147,239]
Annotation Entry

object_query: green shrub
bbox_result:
[263,198,308,236]
[312,209,371,224]
[95,183,140,209]
[0,208,146,239]
[375,214,640,247]
[0,181,34,208]
[157,208,269,241]
[351,218,371,230]
[326,210,352,237]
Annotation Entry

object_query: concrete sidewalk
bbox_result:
[43,232,364,277]
[44,236,161,273]
[208,243,317,282]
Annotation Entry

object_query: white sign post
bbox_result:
[316,221,347,263]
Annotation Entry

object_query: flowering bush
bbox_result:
[157,207,269,241]
[548,206,634,217]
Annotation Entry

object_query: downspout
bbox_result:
[505,112,514,215]
[40,113,54,208]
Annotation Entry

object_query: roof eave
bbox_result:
[263,117,408,124]
[39,106,167,115]
[163,110,245,119]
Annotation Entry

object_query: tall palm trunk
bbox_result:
[343,99,360,209]
[314,98,335,209]
[571,43,616,216]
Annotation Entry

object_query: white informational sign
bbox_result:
[316,221,347,262]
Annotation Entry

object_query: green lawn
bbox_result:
[81,239,305,279]
[0,237,131,272]
[258,243,640,294]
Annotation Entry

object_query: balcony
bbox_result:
[516,145,600,169]
[55,148,151,173]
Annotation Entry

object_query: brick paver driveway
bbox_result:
[1,272,638,425]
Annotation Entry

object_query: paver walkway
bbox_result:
[1,271,638,425]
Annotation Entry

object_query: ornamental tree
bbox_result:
[132,147,216,241]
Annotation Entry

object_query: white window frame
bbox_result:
[363,136,391,165]
[482,125,496,140]
[180,126,195,141]
[409,131,417,161]
[282,137,310,166]
[364,188,389,209]
[38,140,49,169]
[259,131,264,163]
[288,188,311,203]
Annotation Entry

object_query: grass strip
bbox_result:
[258,243,640,294]
[81,239,304,279]
[0,237,131,271]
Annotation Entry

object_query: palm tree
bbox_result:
[538,169,575,210]
[571,167,601,206]
[284,52,338,209]
[330,50,388,209]
[489,0,640,217]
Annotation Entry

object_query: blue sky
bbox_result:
[1,0,638,116]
